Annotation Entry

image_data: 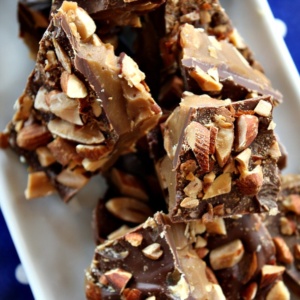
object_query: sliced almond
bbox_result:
[110,168,148,202]
[215,126,234,167]
[48,119,104,144]
[260,265,285,288]
[235,115,258,152]
[56,168,89,189]
[52,38,72,73]
[105,197,152,224]
[47,91,83,125]
[209,239,244,270]
[203,173,231,199]
[60,71,87,99]
[185,121,210,172]
[34,87,50,112]
[76,144,111,160]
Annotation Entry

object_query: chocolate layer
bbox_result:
[86,212,225,299]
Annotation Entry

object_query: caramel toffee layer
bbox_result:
[86,212,225,300]
[6,2,161,201]
[179,24,282,104]
[160,94,281,221]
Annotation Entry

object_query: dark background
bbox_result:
[0,1,299,299]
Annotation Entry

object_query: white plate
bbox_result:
[0,1,299,299]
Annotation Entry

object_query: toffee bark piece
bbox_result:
[5,2,161,201]
[179,24,282,104]
[160,94,281,221]
[86,212,226,299]
[51,0,165,34]
[200,214,288,300]
[264,174,300,298]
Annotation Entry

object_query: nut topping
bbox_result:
[142,243,163,260]
[215,126,234,167]
[209,239,244,270]
[183,177,203,198]
[73,7,96,40]
[16,123,52,150]
[235,114,258,152]
[125,232,143,247]
[103,268,132,293]
[272,236,294,264]
[236,165,263,195]
[56,168,89,190]
[205,218,227,235]
[180,197,199,209]
[266,281,290,300]
[105,197,152,224]
[25,171,56,199]
[60,71,88,99]
[260,265,285,288]
[254,100,272,117]
[203,173,231,199]
[185,121,210,172]
[47,119,105,144]
[282,194,300,215]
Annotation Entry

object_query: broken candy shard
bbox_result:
[160,94,280,221]
[86,212,225,299]
[179,24,282,104]
[202,214,287,300]
[52,0,165,32]
[264,174,300,298]
[4,1,161,201]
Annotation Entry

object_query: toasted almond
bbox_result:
[125,232,143,247]
[254,100,272,117]
[205,218,227,235]
[74,7,96,40]
[266,281,289,300]
[56,168,89,189]
[36,146,56,167]
[60,71,87,98]
[104,268,132,293]
[142,243,163,260]
[260,265,285,288]
[209,239,244,270]
[105,197,152,224]
[203,173,231,199]
[185,121,210,172]
[215,126,234,167]
[273,237,294,264]
[25,171,56,199]
[17,123,52,150]
[236,165,263,195]
[48,119,105,144]
[235,115,258,152]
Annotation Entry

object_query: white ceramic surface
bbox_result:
[0,1,299,299]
